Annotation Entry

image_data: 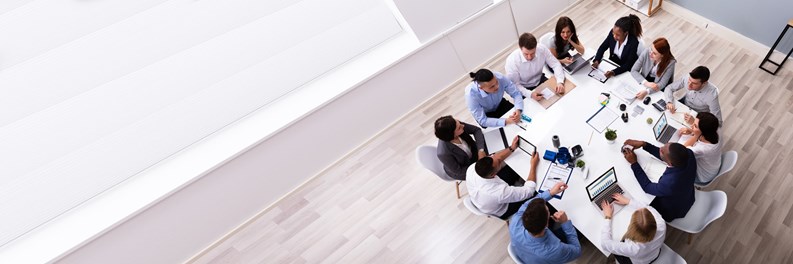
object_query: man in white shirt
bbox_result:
[505,32,566,101]
[467,149,540,219]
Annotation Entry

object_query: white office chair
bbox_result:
[654,244,687,264]
[538,32,554,50]
[695,150,738,188]
[668,190,728,244]
[463,196,493,217]
[637,38,647,57]
[416,145,462,199]
[507,242,524,264]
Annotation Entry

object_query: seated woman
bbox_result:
[601,194,666,264]
[542,16,585,65]
[592,14,643,78]
[677,112,723,185]
[433,115,523,185]
[631,37,676,99]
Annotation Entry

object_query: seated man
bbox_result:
[466,146,540,220]
[505,32,566,98]
[664,66,723,124]
[465,68,524,128]
[509,182,581,264]
[622,140,697,221]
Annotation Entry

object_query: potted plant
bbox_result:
[575,160,586,170]
[605,128,617,144]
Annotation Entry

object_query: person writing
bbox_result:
[592,14,643,78]
[664,66,723,124]
[601,194,666,264]
[630,37,676,99]
[464,69,524,128]
[677,112,723,185]
[505,33,566,97]
[542,16,585,65]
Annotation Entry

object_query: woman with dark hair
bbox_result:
[542,16,586,65]
[601,193,666,264]
[433,115,523,184]
[630,37,676,99]
[677,112,723,184]
[592,14,643,78]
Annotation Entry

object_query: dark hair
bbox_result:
[652,38,674,77]
[667,143,689,168]
[518,33,538,50]
[554,17,579,56]
[689,66,710,82]
[522,199,549,235]
[469,69,494,83]
[475,157,496,177]
[614,14,642,38]
[696,112,720,144]
[434,115,457,142]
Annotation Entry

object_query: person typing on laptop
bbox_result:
[621,139,697,221]
[601,194,666,264]
[505,33,566,98]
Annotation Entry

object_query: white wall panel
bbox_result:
[394,0,492,42]
[447,2,518,71]
[509,0,570,35]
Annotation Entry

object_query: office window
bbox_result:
[0,0,401,246]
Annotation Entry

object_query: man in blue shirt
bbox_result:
[464,68,524,128]
[509,182,581,264]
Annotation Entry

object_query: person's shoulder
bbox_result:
[508,48,522,59]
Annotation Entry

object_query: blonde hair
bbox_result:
[622,208,657,243]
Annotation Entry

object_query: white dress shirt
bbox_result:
[505,46,564,88]
[601,200,666,264]
[466,164,536,216]
[613,34,629,60]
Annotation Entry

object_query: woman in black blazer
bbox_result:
[434,115,522,184]
[592,14,643,78]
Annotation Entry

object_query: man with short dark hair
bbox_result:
[664,66,723,124]
[506,33,566,100]
[466,141,540,220]
[509,182,581,263]
[622,139,697,221]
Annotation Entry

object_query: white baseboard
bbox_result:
[663,1,785,60]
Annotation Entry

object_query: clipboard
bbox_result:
[587,59,618,83]
[538,162,573,199]
[533,77,577,109]
[586,105,619,133]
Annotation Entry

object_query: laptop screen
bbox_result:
[586,167,618,200]
[653,112,668,138]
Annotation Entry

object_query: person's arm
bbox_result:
[465,122,487,155]
[601,218,642,258]
[655,60,676,92]
[570,37,585,55]
[630,51,647,84]
[682,133,699,148]
[465,91,504,127]
[612,38,639,75]
[505,51,522,87]
[558,220,582,262]
[502,75,524,113]
[497,181,537,203]
[593,32,611,63]
[436,147,465,177]
[664,76,685,103]
[642,141,663,161]
[544,47,565,84]
[708,90,723,125]
[632,163,675,197]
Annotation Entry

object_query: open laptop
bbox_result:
[586,167,626,214]
[563,53,592,74]
[653,112,678,144]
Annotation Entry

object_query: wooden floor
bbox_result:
[191,1,793,263]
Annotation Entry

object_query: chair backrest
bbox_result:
[415,145,454,182]
[717,151,738,177]
[463,196,488,216]
[668,190,727,233]
[507,242,524,264]
[538,32,554,50]
[655,244,687,264]
[637,38,647,57]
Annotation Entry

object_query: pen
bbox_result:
[552,177,562,180]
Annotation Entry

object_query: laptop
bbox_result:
[586,167,626,214]
[563,53,592,74]
[653,112,678,144]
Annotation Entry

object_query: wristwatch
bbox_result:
[605,216,611,220]
[508,146,515,152]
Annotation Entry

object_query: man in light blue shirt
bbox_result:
[464,69,524,128]
[509,182,581,264]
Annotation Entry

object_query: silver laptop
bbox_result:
[563,54,592,74]
[586,167,626,214]
[653,112,678,144]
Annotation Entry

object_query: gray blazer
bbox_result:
[630,50,676,92]
[436,122,486,181]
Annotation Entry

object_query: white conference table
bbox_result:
[488,56,687,255]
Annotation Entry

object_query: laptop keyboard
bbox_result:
[594,185,624,210]
[659,127,677,143]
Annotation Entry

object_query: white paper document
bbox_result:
[586,106,619,133]
[540,162,573,198]
[540,87,556,100]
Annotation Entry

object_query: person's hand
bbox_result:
[601,200,613,218]
[530,151,539,167]
[623,139,645,149]
[505,117,518,125]
[683,113,694,124]
[648,82,659,91]
[550,182,567,196]
[623,148,637,164]
[611,193,630,205]
[605,71,615,78]
[510,111,521,122]
[510,136,520,150]
[678,127,692,136]
[666,102,676,113]
[555,83,565,94]
[561,57,574,65]
[636,90,648,100]
[552,211,569,223]
[591,61,600,69]
[531,91,543,101]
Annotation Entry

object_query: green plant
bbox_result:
[576,160,585,168]
[646,117,654,124]
[605,128,617,141]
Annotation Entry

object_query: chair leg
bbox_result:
[687,233,692,244]
[455,181,461,199]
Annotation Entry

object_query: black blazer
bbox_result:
[594,31,640,75]
[631,144,697,222]
[436,122,485,181]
